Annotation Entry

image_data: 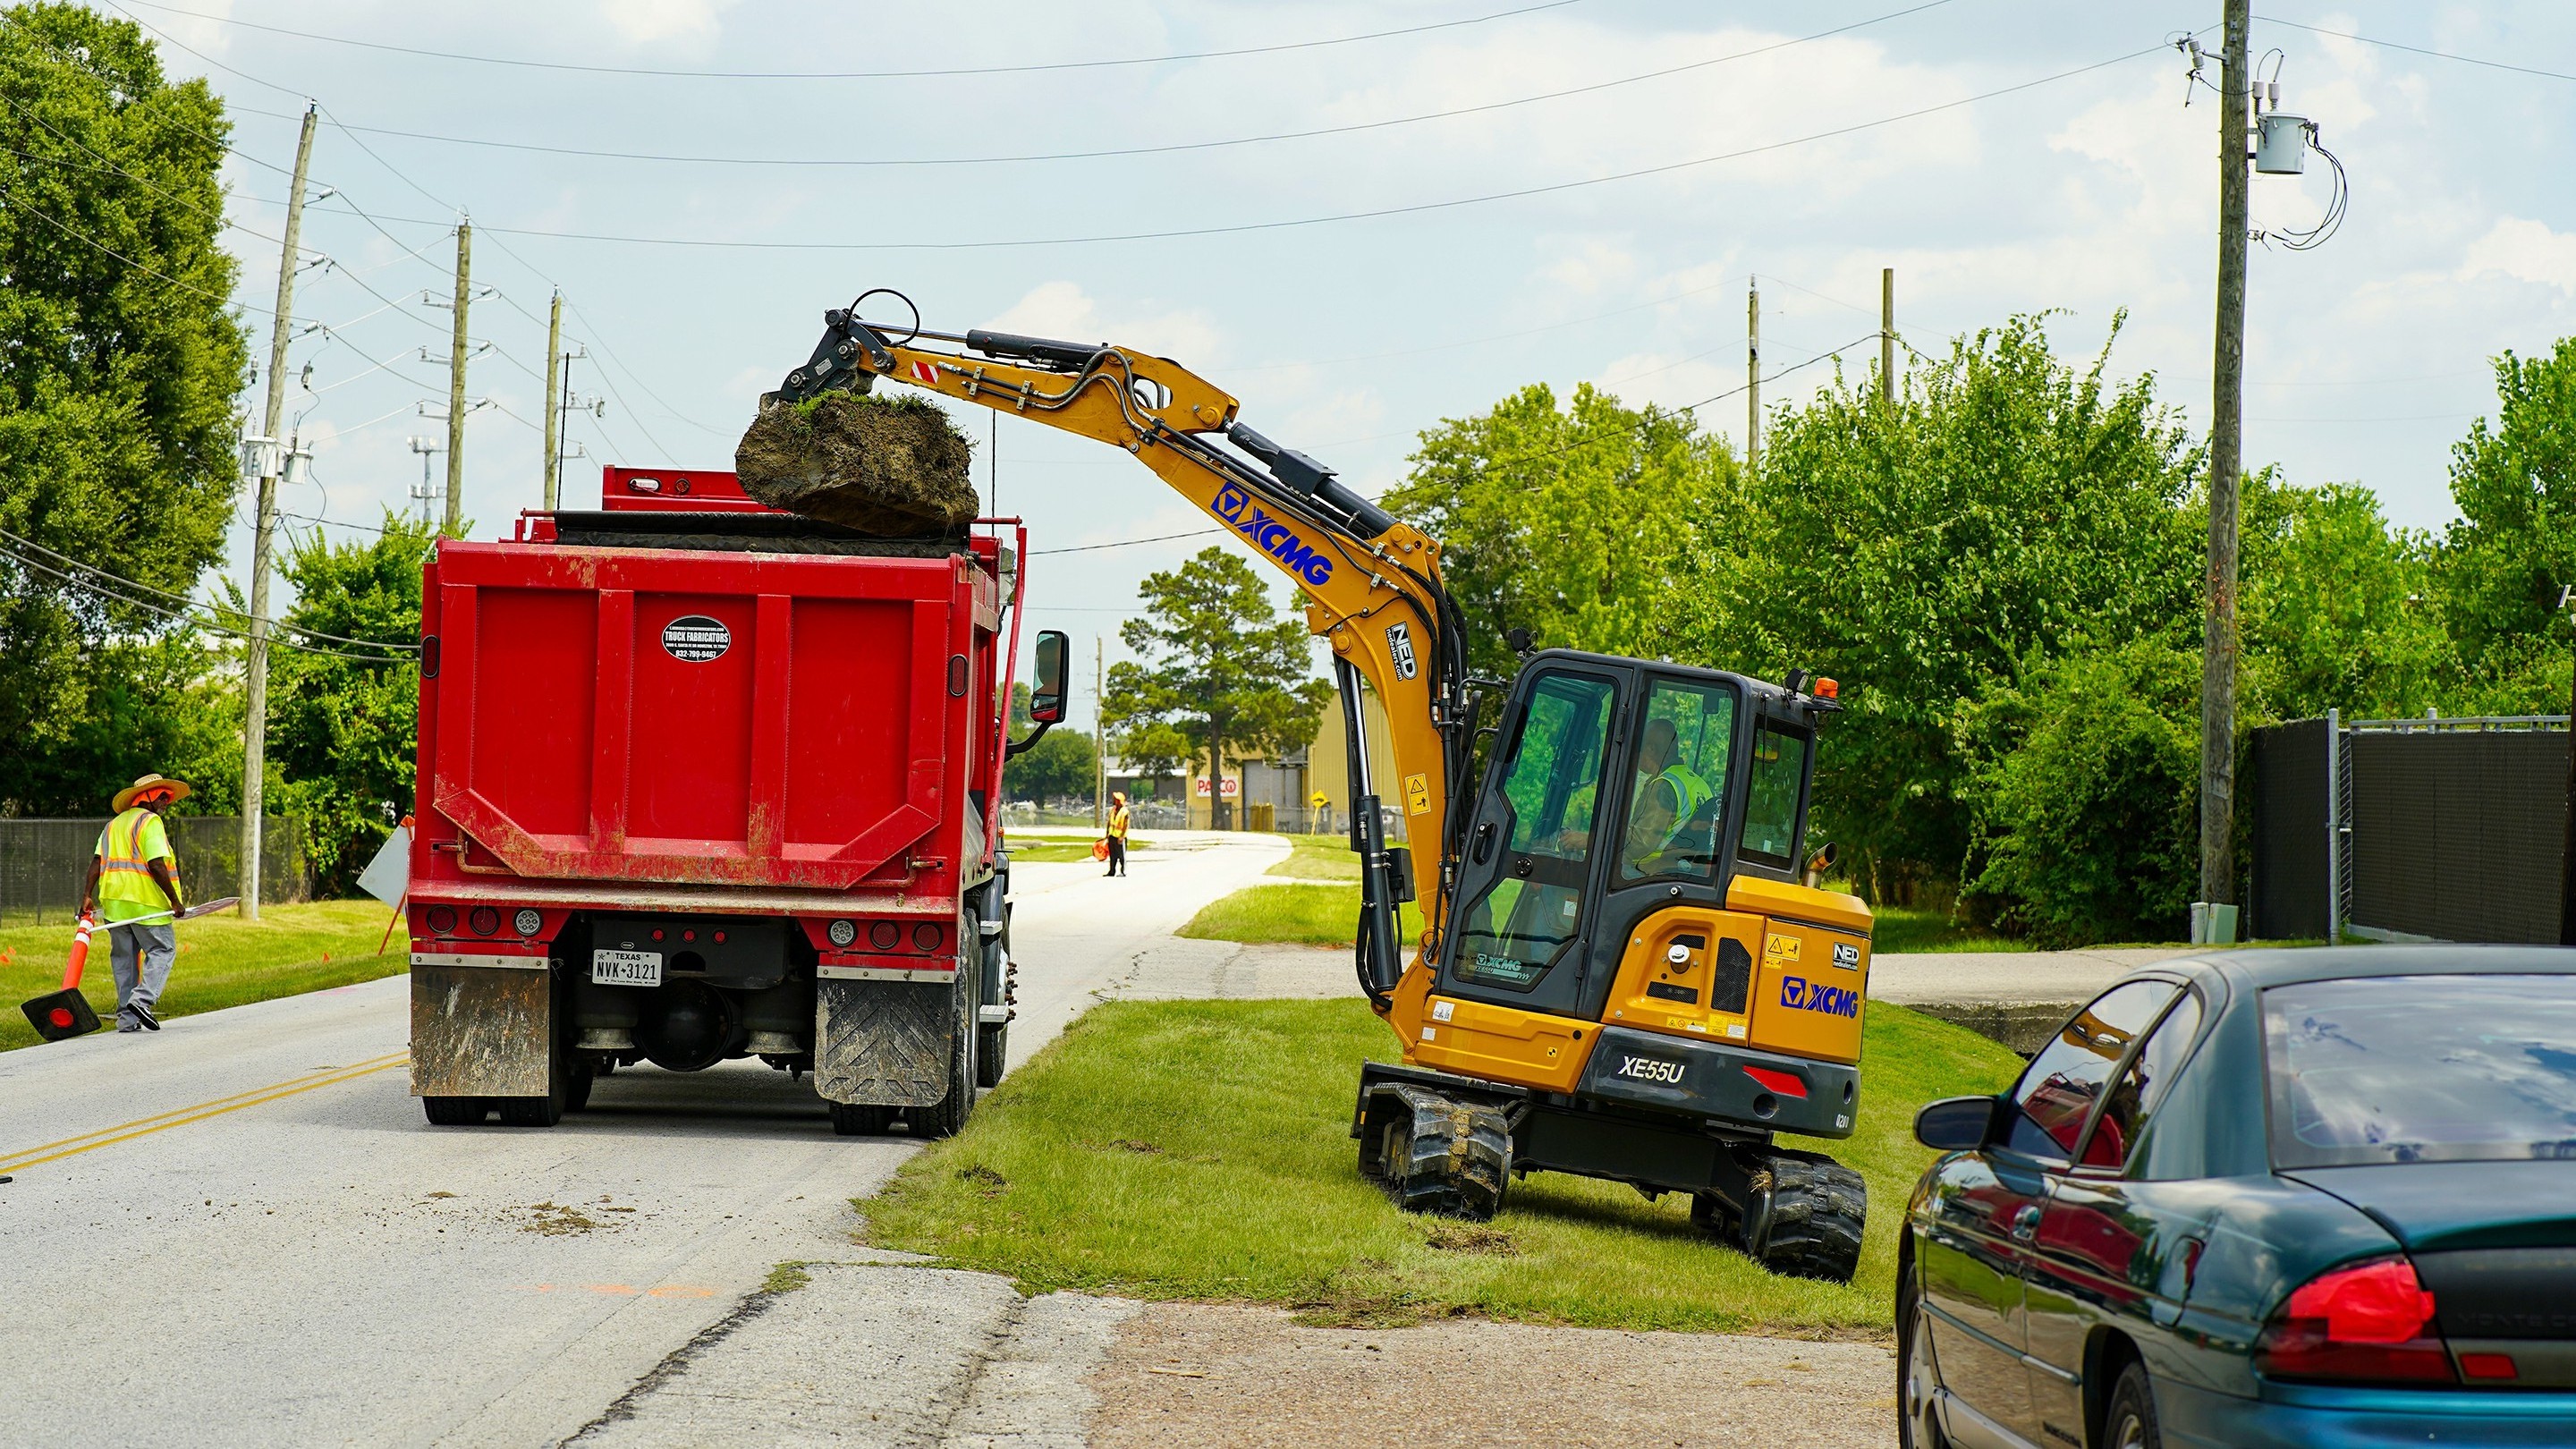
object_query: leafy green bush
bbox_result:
[1966,639,2199,946]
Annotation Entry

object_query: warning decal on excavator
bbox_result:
[909,360,939,384]
[1404,772,1431,815]
[1763,932,1801,967]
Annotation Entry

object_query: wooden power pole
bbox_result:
[1880,267,1896,405]
[2200,0,2251,930]
[240,102,318,923]
[1094,637,1107,830]
[541,289,563,511]
[445,218,472,535]
[1745,277,1761,473]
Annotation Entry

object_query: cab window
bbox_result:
[1618,680,1737,883]
[1739,722,1810,870]
[2004,981,2177,1160]
[1452,671,1615,992]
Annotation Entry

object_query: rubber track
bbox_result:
[1378,1085,1511,1221]
[1746,1148,1867,1284]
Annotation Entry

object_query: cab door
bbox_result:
[1436,664,1623,1018]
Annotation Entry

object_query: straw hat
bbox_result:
[113,773,192,812]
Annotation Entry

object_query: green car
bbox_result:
[1898,946,2576,1449]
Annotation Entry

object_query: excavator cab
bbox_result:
[1356,650,1874,1283]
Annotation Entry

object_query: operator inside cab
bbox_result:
[1619,693,1731,881]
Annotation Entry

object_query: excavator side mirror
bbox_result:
[1030,631,1069,724]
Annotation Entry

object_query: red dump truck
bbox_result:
[404,466,1068,1134]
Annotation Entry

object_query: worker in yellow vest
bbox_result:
[80,773,190,1033]
[1621,719,1715,876]
[1105,791,1131,877]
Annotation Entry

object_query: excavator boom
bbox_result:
[774,304,1465,1008]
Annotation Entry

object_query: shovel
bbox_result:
[18,897,241,1042]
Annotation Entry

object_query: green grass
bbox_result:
[1267,835,1360,881]
[1867,903,2029,954]
[1177,884,1423,947]
[866,996,2023,1335]
[4,899,409,1052]
[1009,839,1115,864]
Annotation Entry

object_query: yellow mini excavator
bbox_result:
[771,294,1874,1281]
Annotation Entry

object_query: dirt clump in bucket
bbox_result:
[733,390,978,537]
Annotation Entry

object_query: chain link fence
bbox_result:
[0,816,309,926]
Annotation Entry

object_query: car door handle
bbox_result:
[2011,1205,2041,1241]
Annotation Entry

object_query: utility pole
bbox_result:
[1880,267,1896,405]
[407,437,444,522]
[239,102,318,923]
[541,289,563,511]
[445,218,472,535]
[1093,637,1106,830]
[2199,0,2251,935]
[1745,277,1761,474]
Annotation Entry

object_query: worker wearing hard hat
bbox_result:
[1105,791,1131,877]
[80,774,190,1032]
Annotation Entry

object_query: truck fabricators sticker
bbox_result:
[661,614,731,663]
[1780,974,1860,1017]
[1212,482,1335,586]
[1614,1054,1688,1086]
[1385,620,1419,680]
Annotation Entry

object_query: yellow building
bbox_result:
[1188,677,1404,837]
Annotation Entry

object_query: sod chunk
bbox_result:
[733,390,978,537]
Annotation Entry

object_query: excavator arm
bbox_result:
[771,302,1474,1011]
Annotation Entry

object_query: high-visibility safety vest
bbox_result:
[95,807,182,923]
[1106,805,1131,839]
[1652,764,1715,831]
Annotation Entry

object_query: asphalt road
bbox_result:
[0,832,1286,1449]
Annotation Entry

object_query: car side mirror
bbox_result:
[1915,1095,2000,1152]
[1030,631,1068,724]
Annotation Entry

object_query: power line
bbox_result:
[0,182,270,312]
[112,0,1585,80]
[1031,529,1226,556]
[217,2,1961,171]
[0,536,416,661]
[2256,14,2576,85]
[296,41,2181,252]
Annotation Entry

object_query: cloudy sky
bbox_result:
[123,0,2576,722]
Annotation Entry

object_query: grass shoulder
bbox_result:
[1267,835,1360,881]
[3,899,408,1052]
[863,996,2022,1335]
[1178,884,1422,947]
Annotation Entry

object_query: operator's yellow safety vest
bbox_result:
[1653,764,1714,827]
[95,807,182,923]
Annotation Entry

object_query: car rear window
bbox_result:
[2265,974,2576,1168]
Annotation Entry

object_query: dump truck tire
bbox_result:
[1738,1148,1866,1284]
[1372,1086,1509,1221]
[421,1096,487,1126]
[829,1102,895,1136]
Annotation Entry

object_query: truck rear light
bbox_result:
[827,919,857,947]
[513,909,543,937]
[869,921,902,951]
[2255,1256,2455,1385]
[425,905,457,936]
[469,907,501,936]
[911,922,943,952]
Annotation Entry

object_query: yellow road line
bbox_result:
[0,1051,411,1175]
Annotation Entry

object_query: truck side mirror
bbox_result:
[1030,631,1068,724]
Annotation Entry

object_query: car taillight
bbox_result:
[2255,1256,2455,1385]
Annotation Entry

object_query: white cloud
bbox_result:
[987,282,1224,363]
[596,0,742,47]
[2457,216,2576,293]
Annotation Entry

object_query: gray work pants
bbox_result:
[107,922,176,1025]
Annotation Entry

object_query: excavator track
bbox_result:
[1364,1085,1511,1221]
[1732,1147,1867,1284]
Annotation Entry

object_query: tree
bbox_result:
[1683,313,2204,899]
[2238,478,2452,722]
[1107,719,1191,798]
[0,4,249,814]
[1389,383,1734,674]
[2433,339,2576,711]
[1104,547,1331,825]
[1002,728,1097,805]
[261,516,430,894]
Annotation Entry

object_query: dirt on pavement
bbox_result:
[1089,1301,1900,1449]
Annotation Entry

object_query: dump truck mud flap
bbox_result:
[411,962,552,1097]
[815,978,955,1106]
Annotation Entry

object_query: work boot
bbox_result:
[131,1001,160,1031]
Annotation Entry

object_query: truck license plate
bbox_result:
[591,949,663,987]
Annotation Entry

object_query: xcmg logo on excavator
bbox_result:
[1214,484,1334,587]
